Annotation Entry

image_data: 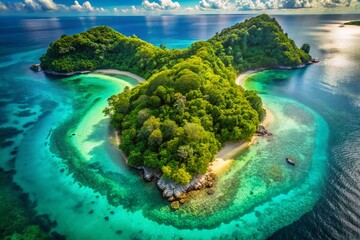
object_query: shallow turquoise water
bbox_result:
[1,15,359,239]
[9,69,328,239]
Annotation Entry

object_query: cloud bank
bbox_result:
[0,0,358,14]
[0,0,106,12]
[196,0,359,10]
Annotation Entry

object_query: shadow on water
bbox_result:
[84,118,109,143]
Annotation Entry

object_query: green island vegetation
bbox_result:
[344,20,360,26]
[40,14,311,185]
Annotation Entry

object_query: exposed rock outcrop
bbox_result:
[139,167,215,202]
[30,64,41,72]
[141,167,162,182]
[255,125,272,137]
[43,70,91,76]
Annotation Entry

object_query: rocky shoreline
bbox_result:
[137,123,272,209]
[29,64,91,76]
[43,70,91,76]
[139,166,216,209]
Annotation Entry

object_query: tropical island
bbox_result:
[40,14,311,203]
[344,20,360,26]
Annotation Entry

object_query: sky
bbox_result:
[0,0,359,15]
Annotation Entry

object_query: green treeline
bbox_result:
[209,15,311,71]
[40,14,311,78]
[41,14,310,185]
[103,50,262,185]
[344,20,360,26]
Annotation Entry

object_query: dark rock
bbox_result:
[104,216,109,221]
[115,230,122,235]
[163,189,174,198]
[206,181,213,188]
[256,125,272,137]
[157,173,215,199]
[44,70,91,76]
[142,167,161,181]
[30,64,41,72]
[88,210,94,214]
[207,189,215,195]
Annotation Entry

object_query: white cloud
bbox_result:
[83,1,94,11]
[318,0,340,7]
[1,0,105,12]
[234,0,255,9]
[199,0,230,9]
[118,0,179,13]
[1,0,358,14]
[131,5,139,12]
[294,0,312,8]
[38,0,58,10]
[159,0,181,9]
[24,0,41,10]
[115,6,134,13]
[142,0,161,10]
[71,1,92,11]
[142,0,180,10]
[70,1,105,12]
[196,0,359,10]
[184,6,200,10]
[264,0,280,8]
[0,1,8,10]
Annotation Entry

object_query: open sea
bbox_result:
[0,14,359,239]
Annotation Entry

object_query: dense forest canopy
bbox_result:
[41,14,311,185]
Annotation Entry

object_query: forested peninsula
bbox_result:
[40,14,311,195]
[344,20,360,26]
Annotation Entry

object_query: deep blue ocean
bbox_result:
[0,14,360,239]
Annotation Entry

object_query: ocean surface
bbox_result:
[0,14,359,239]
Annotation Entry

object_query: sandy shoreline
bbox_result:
[93,69,146,83]
[235,68,267,87]
[210,70,274,175]
[212,106,274,174]
[235,63,309,87]
[43,68,146,83]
